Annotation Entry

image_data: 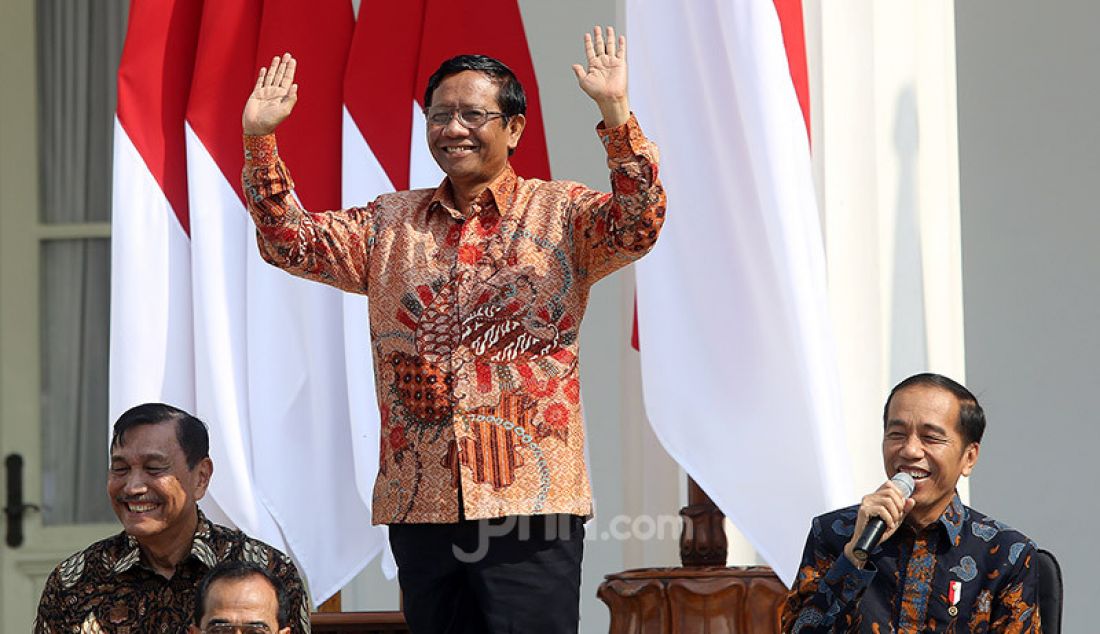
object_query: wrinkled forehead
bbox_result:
[884,385,962,434]
[429,71,502,107]
[203,575,281,623]
[111,421,182,456]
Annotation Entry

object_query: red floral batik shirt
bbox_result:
[242,115,665,524]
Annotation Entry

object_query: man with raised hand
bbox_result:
[241,26,665,633]
[782,374,1041,633]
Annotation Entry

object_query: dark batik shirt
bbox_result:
[242,115,665,524]
[782,494,1040,633]
[34,511,311,633]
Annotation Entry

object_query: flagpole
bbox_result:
[679,477,728,567]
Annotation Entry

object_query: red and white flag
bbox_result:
[628,0,852,584]
[186,0,377,602]
[110,0,200,424]
[113,0,374,602]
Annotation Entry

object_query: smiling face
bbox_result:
[108,422,212,548]
[191,574,289,634]
[882,384,980,528]
[426,70,525,195]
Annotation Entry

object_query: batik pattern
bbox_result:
[242,115,665,523]
[34,511,311,633]
[781,494,1041,633]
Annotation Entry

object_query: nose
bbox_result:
[121,470,149,496]
[441,114,469,137]
[899,433,924,459]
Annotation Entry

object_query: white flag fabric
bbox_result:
[628,0,852,584]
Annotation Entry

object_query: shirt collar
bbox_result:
[115,509,217,574]
[428,163,518,221]
[937,492,967,547]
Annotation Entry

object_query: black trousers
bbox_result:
[388,514,585,634]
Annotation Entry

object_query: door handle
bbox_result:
[4,454,40,547]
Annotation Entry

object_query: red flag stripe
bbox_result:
[116,0,203,235]
[772,0,812,140]
[185,0,262,204]
[345,0,428,191]
[256,0,354,211]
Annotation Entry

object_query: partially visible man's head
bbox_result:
[108,403,213,544]
[191,561,291,634]
[881,373,983,526]
[423,55,527,188]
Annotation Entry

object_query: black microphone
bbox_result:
[852,472,915,562]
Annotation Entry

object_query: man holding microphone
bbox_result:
[782,373,1041,633]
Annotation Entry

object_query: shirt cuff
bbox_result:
[596,114,648,161]
[823,554,877,600]
[244,134,280,167]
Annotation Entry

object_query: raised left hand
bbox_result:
[572,26,630,127]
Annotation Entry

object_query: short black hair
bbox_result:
[883,373,986,445]
[423,54,527,119]
[193,560,291,628]
[110,403,209,469]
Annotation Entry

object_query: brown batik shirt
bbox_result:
[242,115,665,524]
[34,510,311,633]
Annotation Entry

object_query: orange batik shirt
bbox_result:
[242,115,665,524]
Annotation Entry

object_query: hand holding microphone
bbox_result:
[844,472,916,567]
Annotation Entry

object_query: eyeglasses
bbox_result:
[423,107,507,129]
[201,624,273,634]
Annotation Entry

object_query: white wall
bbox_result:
[807,0,968,503]
[955,2,1099,631]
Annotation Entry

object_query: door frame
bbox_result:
[0,1,118,629]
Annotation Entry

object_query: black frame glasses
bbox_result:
[423,107,508,129]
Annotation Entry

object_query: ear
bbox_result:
[193,456,214,500]
[188,626,202,634]
[279,628,292,634]
[506,114,526,151]
[960,442,980,477]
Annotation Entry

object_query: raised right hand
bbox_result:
[242,53,298,136]
[843,478,915,567]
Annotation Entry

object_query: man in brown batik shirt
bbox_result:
[240,26,665,634]
[34,403,310,634]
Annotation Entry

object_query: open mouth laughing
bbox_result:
[897,466,931,482]
[121,498,160,514]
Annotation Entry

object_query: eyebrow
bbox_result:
[886,420,949,435]
[109,451,171,462]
